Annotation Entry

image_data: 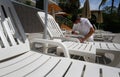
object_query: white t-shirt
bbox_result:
[72,18,94,41]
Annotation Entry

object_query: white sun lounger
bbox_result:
[94,30,116,42]
[92,24,116,41]
[37,12,96,62]
[88,41,120,66]
[37,12,120,67]
[0,0,120,77]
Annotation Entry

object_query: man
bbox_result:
[72,15,95,43]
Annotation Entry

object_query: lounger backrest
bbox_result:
[38,12,64,39]
[0,0,30,60]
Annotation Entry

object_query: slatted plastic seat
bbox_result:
[88,41,120,66]
[93,28,116,41]
[0,0,120,77]
[57,41,96,62]
[0,50,120,77]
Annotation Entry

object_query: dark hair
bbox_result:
[72,15,77,23]
[72,15,81,23]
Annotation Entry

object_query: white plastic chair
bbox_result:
[37,12,96,62]
[37,12,120,67]
[93,24,116,42]
[0,0,120,76]
[88,41,120,66]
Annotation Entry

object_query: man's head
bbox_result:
[72,15,81,24]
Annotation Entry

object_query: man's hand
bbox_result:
[79,38,85,43]
[71,31,79,35]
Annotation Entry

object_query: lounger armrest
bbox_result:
[31,38,70,58]
[52,37,80,43]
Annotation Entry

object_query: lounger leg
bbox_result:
[43,43,49,53]
[108,53,120,67]
[32,42,49,53]
[56,47,63,56]
[84,54,96,63]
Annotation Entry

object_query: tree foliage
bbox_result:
[59,0,80,15]
[99,0,115,14]
[118,2,120,16]
[36,0,44,10]
[102,6,120,33]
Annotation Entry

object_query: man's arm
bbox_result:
[80,27,95,43]
[72,24,79,35]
